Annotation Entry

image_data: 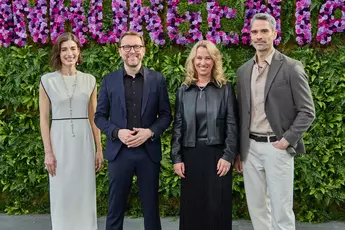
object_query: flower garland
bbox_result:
[241,0,282,45]
[295,0,312,46]
[88,0,128,44]
[316,0,345,45]
[1,1,345,47]
[129,0,165,45]
[167,0,203,45]
[12,0,49,46]
[206,0,239,45]
[50,0,88,45]
[0,0,13,47]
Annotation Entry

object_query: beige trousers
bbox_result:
[243,139,295,230]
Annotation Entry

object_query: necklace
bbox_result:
[197,85,206,98]
[60,71,78,137]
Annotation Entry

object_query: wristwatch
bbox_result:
[150,132,155,141]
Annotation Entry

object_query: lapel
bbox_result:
[141,67,151,116]
[116,68,127,117]
[264,50,283,102]
[183,86,197,136]
[243,60,254,110]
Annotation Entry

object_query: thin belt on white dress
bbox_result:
[52,117,88,121]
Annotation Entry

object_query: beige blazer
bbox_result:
[236,50,315,161]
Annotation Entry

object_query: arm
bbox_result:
[222,84,239,165]
[170,87,183,164]
[39,83,56,176]
[149,75,173,139]
[171,87,185,178]
[94,76,121,139]
[88,85,103,172]
[282,61,315,146]
[234,73,243,173]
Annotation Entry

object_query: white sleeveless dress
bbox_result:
[41,71,97,230]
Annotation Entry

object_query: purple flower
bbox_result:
[295,0,312,45]
[50,0,88,45]
[206,1,239,45]
[316,0,345,45]
[0,0,14,46]
[167,0,203,44]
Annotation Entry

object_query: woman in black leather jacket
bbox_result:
[171,40,239,230]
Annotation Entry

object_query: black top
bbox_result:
[196,86,207,138]
[123,68,144,130]
[171,82,239,164]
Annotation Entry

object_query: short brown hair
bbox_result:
[50,32,82,70]
[119,31,145,46]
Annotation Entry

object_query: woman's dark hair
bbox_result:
[50,32,82,70]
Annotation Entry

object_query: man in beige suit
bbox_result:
[234,13,315,230]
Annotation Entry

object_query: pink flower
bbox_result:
[206,1,239,45]
[167,0,203,44]
[316,0,345,45]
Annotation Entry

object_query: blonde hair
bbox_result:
[184,40,227,87]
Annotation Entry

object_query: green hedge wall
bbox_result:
[1,0,345,223]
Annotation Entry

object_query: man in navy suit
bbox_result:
[95,31,172,230]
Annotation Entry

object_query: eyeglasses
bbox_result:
[120,45,144,52]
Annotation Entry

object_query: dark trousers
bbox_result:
[106,145,161,230]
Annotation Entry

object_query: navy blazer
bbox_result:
[95,67,172,162]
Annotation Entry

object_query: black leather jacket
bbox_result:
[170,82,238,164]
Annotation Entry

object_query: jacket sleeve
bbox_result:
[94,76,121,139]
[148,74,173,140]
[222,83,239,164]
[283,61,315,146]
[170,87,183,164]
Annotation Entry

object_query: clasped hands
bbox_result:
[118,128,152,148]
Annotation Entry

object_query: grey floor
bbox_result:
[1,214,345,230]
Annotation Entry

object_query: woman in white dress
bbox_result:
[39,32,103,230]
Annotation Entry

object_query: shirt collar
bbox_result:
[185,80,221,90]
[123,66,144,78]
[253,49,275,66]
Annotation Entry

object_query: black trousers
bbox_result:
[180,140,233,230]
[106,145,161,230]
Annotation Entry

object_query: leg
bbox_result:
[135,147,161,230]
[243,140,273,230]
[179,145,205,230]
[106,147,136,230]
[264,144,295,230]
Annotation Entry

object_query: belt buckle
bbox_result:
[267,136,271,143]
[266,133,275,143]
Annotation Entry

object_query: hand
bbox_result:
[95,151,104,172]
[126,128,152,148]
[272,137,289,150]
[173,162,185,178]
[234,154,243,174]
[45,152,57,177]
[118,129,136,144]
[217,158,231,177]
